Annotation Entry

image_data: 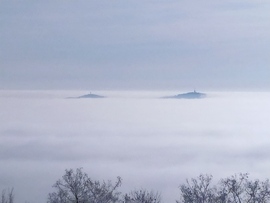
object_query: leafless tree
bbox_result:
[178,174,217,203]
[219,173,270,203]
[218,173,249,203]
[47,168,122,203]
[244,179,270,203]
[178,173,270,203]
[123,189,162,203]
[1,188,14,203]
[87,177,122,203]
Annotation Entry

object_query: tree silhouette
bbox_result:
[1,188,14,203]
[178,173,270,203]
[123,189,162,203]
[47,168,121,203]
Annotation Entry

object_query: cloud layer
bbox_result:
[1,90,270,202]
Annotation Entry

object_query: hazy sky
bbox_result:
[1,1,270,90]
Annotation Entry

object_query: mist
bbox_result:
[1,90,270,203]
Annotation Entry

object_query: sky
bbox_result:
[1,0,270,90]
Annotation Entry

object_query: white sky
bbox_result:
[1,0,270,90]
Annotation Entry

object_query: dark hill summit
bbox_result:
[78,93,105,98]
[162,90,206,99]
[67,92,105,99]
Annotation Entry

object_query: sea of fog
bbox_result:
[1,90,270,203]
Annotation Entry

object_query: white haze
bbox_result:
[1,90,270,203]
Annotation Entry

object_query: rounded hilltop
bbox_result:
[66,92,105,99]
[162,90,206,99]
[77,92,105,98]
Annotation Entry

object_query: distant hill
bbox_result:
[162,90,206,99]
[78,93,105,98]
[67,93,105,99]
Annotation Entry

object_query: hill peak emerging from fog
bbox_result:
[162,90,206,99]
[78,93,105,98]
[67,92,105,99]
